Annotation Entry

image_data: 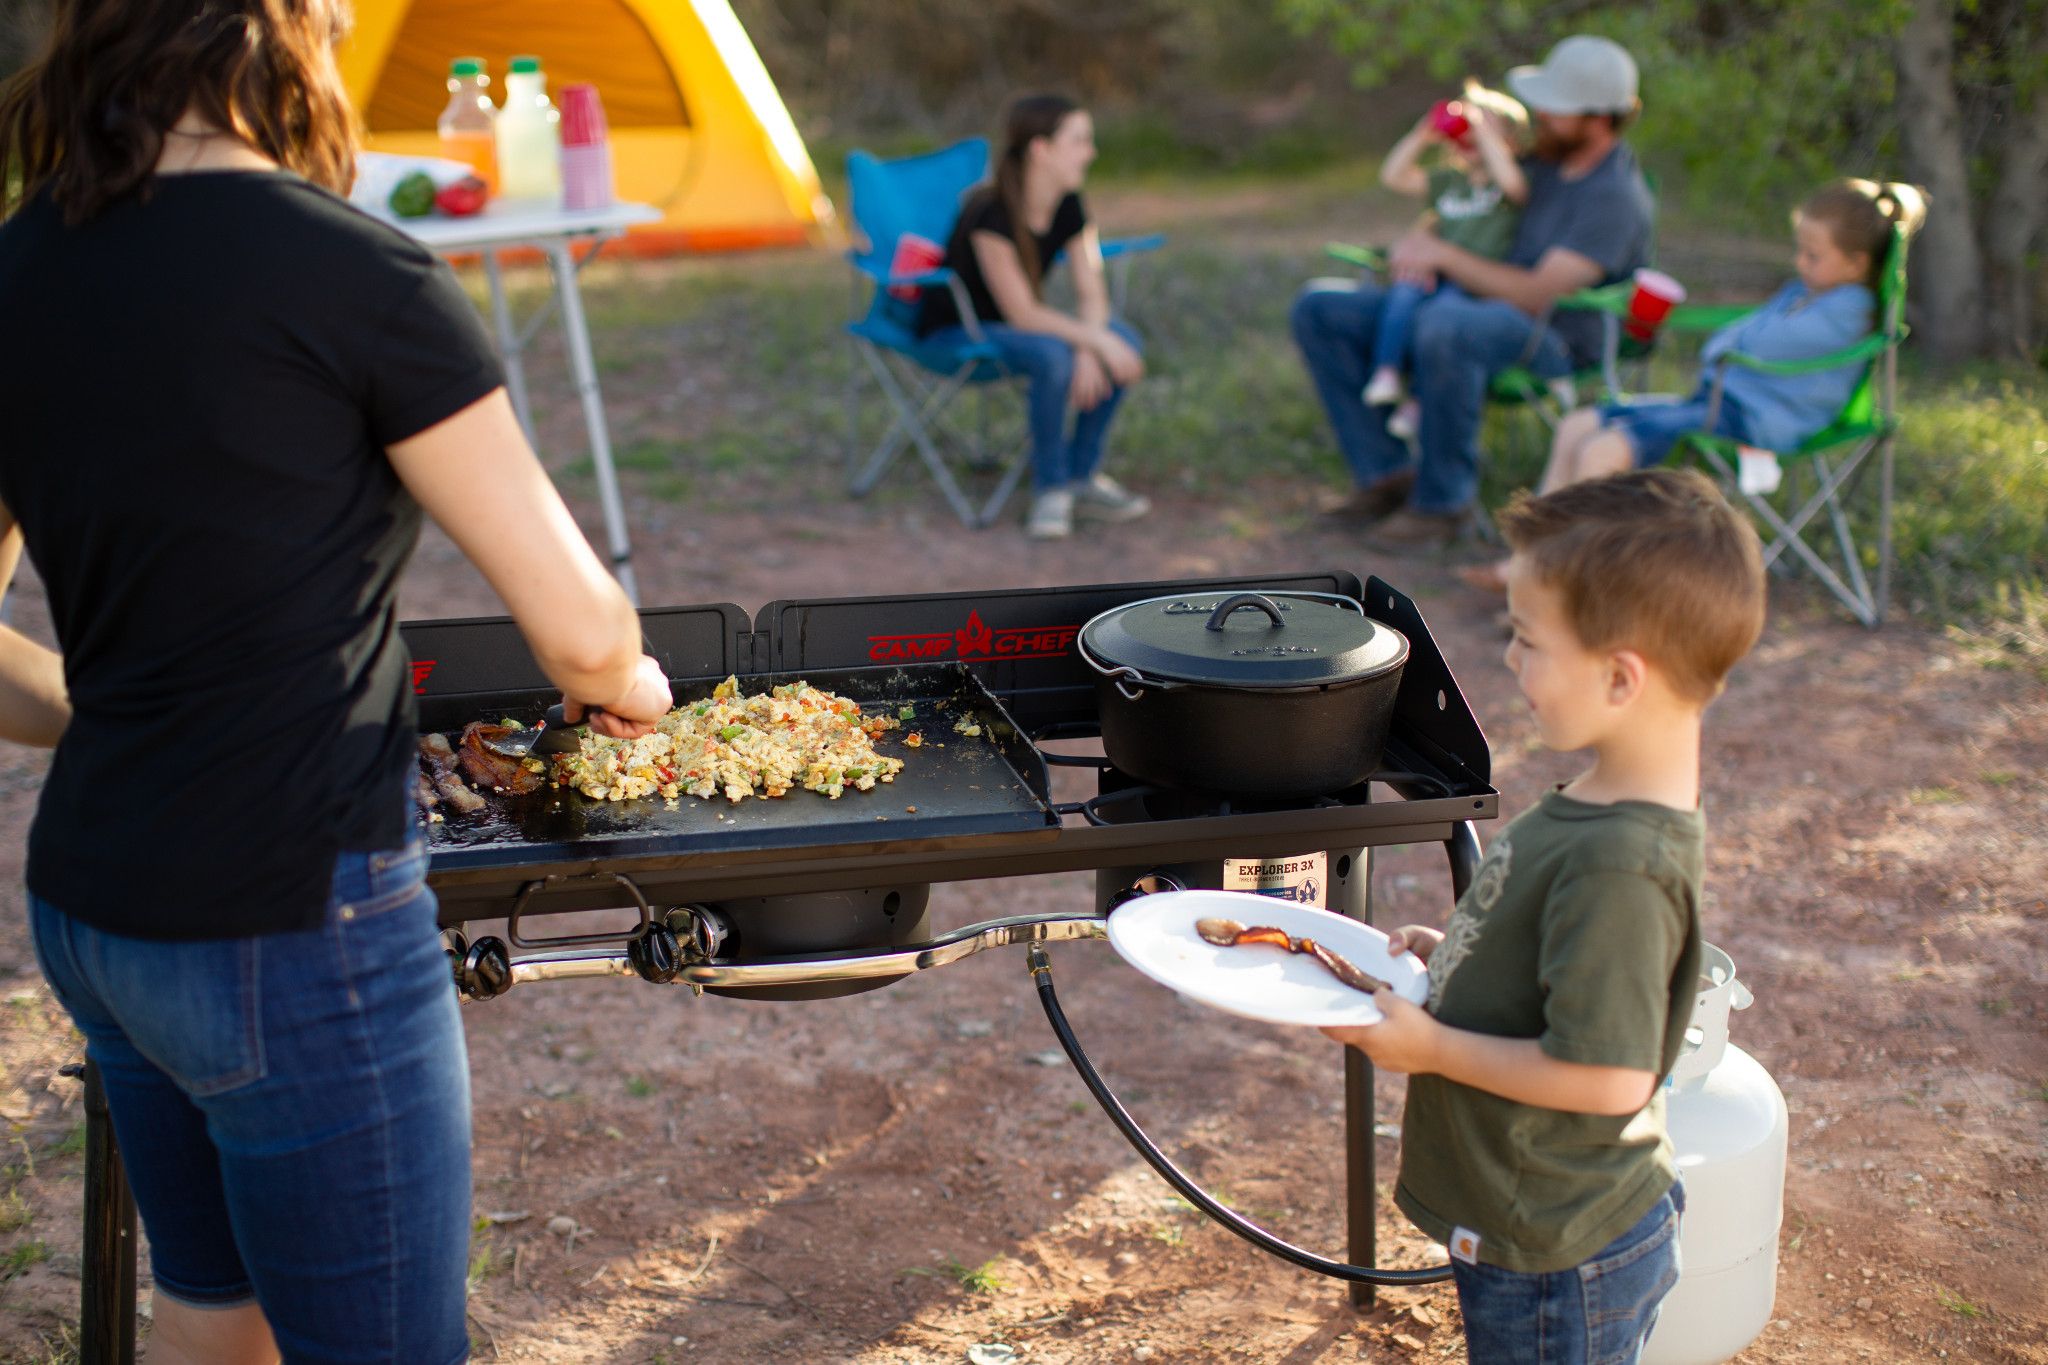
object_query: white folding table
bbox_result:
[393,201,662,604]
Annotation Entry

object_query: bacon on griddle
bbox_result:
[457,722,543,796]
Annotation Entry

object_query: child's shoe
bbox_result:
[1072,471,1152,522]
[1386,398,1422,441]
[1362,367,1405,407]
[1026,487,1075,540]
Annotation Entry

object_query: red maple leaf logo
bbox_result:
[955,610,996,657]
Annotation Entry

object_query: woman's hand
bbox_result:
[564,653,670,739]
[1093,329,1146,387]
[1384,924,1444,962]
[1069,349,1113,411]
[1321,991,1442,1074]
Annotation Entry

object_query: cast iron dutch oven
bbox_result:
[1076,591,1410,799]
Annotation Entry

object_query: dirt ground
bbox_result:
[1,202,2044,1362]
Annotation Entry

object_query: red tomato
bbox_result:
[435,176,489,217]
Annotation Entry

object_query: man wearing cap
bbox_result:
[1292,35,1655,546]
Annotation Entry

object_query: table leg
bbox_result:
[483,250,534,442]
[543,241,639,604]
[1345,847,1377,1309]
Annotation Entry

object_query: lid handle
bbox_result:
[1204,593,1286,632]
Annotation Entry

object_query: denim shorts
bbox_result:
[1600,390,1748,467]
[30,839,472,1365]
[1450,1183,1685,1365]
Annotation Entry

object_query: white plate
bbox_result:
[1105,889,1429,1028]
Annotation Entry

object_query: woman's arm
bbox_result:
[386,391,670,730]
[974,230,1106,349]
[1070,224,1112,330]
[1379,120,1435,197]
[0,507,70,747]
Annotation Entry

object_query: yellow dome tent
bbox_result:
[340,0,834,252]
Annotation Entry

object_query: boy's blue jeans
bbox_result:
[29,838,472,1365]
[1450,1183,1684,1365]
[1291,281,1572,513]
[922,319,1143,491]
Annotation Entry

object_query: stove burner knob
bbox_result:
[629,925,681,984]
[460,937,512,1000]
[440,928,468,972]
[666,905,732,963]
[1105,871,1186,913]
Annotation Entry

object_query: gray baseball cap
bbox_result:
[1508,36,1639,115]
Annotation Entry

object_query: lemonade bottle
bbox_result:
[436,57,497,194]
[495,55,562,208]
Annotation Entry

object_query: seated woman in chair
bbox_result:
[917,93,1150,540]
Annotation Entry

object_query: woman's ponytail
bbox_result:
[989,92,1080,300]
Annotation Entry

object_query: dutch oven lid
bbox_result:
[1079,592,1409,689]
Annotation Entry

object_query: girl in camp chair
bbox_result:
[916,94,1151,540]
[1460,179,1925,593]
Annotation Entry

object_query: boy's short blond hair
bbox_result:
[1497,469,1766,702]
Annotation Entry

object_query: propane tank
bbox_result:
[1642,943,1788,1365]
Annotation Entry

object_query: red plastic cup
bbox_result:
[887,233,945,302]
[1430,99,1473,146]
[559,83,608,147]
[1625,268,1687,341]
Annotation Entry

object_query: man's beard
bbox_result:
[1533,122,1585,160]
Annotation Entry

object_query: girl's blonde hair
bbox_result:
[1459,78,1531,153]
[1797,180,1929,289]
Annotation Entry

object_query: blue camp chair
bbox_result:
[843,140,1162,527]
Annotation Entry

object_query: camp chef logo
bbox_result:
[865,610,1080,664]
[411,660,437,694]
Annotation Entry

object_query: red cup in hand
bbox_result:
[887,233,945,302]
[1430,99,1473,147]
[1625,268,1687,342]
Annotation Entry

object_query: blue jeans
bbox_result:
[1451,1184,1685,1365]
[925,319,1142,491]
[30,840,472,1365]
[1370,279,1431,373]
[1601,386,1750,467]
[1291,281,1572,513]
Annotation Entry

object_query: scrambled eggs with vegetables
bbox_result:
[552,676,905,804]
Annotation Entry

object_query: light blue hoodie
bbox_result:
[1700,280,1875,452]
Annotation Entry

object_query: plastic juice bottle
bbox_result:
[436,57,497,194]
[495,55,562,207]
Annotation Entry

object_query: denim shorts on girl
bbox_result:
[29,838,473,1365]
[1600,388,1750,468]
[1449,1183,1685,1365]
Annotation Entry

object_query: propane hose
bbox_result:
[1028,944,1451,1286]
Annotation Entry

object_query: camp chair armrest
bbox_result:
[846,251,958,293]
[1708,332,1890,378]
[1662,302,1758,332]
[1325,241,1387,272]
[1101,233,1166,261]
[1550,282,1633,315]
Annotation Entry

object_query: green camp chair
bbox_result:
[1664,226,1912,628]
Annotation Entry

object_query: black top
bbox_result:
[0,171,502,939]
[916,189,1088,336]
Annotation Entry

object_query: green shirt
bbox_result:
[1427,164,1519,261]
[1395,788,1704,1272]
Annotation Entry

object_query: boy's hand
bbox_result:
[1384,924,1444,962]
[1321,991,1442,1075]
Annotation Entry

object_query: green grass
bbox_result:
[1,1238,50,1280]
[1936,1286,1988,1319]
[559,201,2043,641]
[905,1254,1005,1294]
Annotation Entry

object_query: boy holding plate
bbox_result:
[1324,468,1766,1364]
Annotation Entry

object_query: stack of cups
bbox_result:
[560,83,614,212]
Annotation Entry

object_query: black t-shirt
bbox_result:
[0,171,502,939]
[916,189,1088,335]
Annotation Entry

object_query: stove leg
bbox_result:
[1343,846,1377,1310]
[79,1058,137,1365]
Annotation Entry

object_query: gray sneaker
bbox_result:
[1072,472,1152,522]
[1026,488,1075,539]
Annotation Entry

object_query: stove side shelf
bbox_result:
[1363,576,1490,793]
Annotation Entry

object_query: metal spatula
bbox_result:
[478,704,603,759]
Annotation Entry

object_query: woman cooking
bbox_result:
[0,2,671,1361]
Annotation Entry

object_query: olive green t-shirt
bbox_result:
[1395,788,1703,1273]
[1428,164,1519,261]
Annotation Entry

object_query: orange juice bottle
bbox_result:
[437,57,497,194]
